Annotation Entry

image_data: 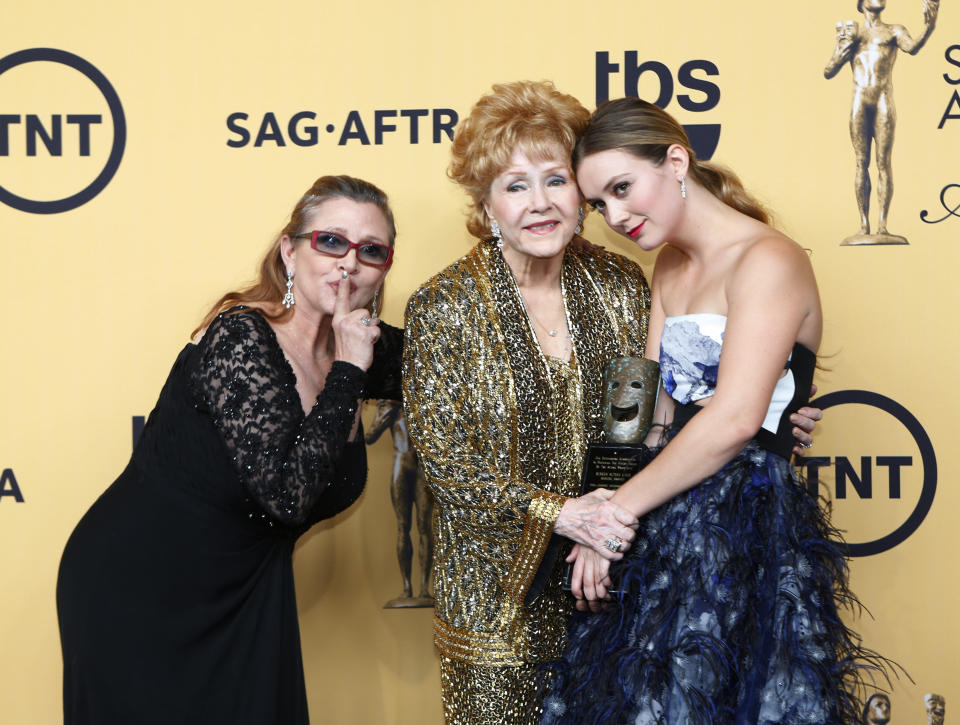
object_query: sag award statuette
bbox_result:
[823,0,940,245]
[365,399,435,609]
[558,356,660,593]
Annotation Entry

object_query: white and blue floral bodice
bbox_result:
[659,313,798,435]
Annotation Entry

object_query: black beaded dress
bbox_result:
[57,308,402,725]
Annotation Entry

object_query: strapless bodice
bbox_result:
[659,313,813,439]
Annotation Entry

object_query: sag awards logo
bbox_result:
[595,51,721,161]
[922,42,960,225]
[799,390,936,557]
[0,48,126,214]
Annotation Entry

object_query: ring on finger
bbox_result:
[360,316,372,327]
[800,442,812,449]
[604,537,623,553]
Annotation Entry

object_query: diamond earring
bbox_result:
[491,219,502,249]
[282,268,295,309]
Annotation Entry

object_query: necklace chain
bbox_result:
[521,296,568,339]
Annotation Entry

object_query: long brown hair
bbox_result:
[573,97,770,224]
[193,175,396,337]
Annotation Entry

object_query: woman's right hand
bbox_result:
[553,488,638,561]
[333,271,380,371]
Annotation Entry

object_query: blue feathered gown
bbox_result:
[542,315,882,725]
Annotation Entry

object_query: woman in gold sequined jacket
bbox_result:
[402,81,650,724]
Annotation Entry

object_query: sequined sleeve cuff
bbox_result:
[503,490,569,603]
[321,361,368,404]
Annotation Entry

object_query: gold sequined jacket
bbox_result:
[402,239,649,666]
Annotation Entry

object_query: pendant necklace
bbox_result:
[522,297,567,339]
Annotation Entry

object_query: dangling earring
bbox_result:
[282,268,295,309]
[680,176,687,199]
[371,287,382,319]
[575,207,585,235]
[490,219,502,249]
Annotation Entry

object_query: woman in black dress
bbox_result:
[56,175,403,724]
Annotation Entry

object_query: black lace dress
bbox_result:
[56,308,402,725]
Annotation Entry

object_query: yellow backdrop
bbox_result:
[2,1,957,723]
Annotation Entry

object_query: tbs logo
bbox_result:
[0,48,125,214]
[595,51,721,161]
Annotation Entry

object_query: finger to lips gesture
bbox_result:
[333,270,379,371]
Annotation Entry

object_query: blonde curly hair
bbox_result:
[448,80,590,240]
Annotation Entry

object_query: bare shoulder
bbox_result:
[742,231,811,270]
[729,231,816,295]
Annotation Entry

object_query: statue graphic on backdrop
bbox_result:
[824,0,940,245]
[925,693,946,725]
[366,399,434,608]
[862,693,891,724]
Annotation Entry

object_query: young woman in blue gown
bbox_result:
[542,98,884,724]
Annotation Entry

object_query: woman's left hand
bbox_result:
[790,384,822,455]
[566,544,612,611]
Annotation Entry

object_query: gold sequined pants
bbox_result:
[439,656,546,724]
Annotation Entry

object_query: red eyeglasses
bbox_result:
[294,230,394,267]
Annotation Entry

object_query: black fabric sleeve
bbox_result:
[189,309,366,526]
[364,321,404,402]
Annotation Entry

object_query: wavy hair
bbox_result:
[193,175,396,337]
[573,97,770,224]
[448,80,590,240]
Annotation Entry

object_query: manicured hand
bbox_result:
[791,384,822,455]
[554,488,638,561]
[333,270,379,371]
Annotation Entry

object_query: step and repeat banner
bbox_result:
[2,1,957,722]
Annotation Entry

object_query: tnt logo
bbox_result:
[799,390,936,557]
[0,48,125,213]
